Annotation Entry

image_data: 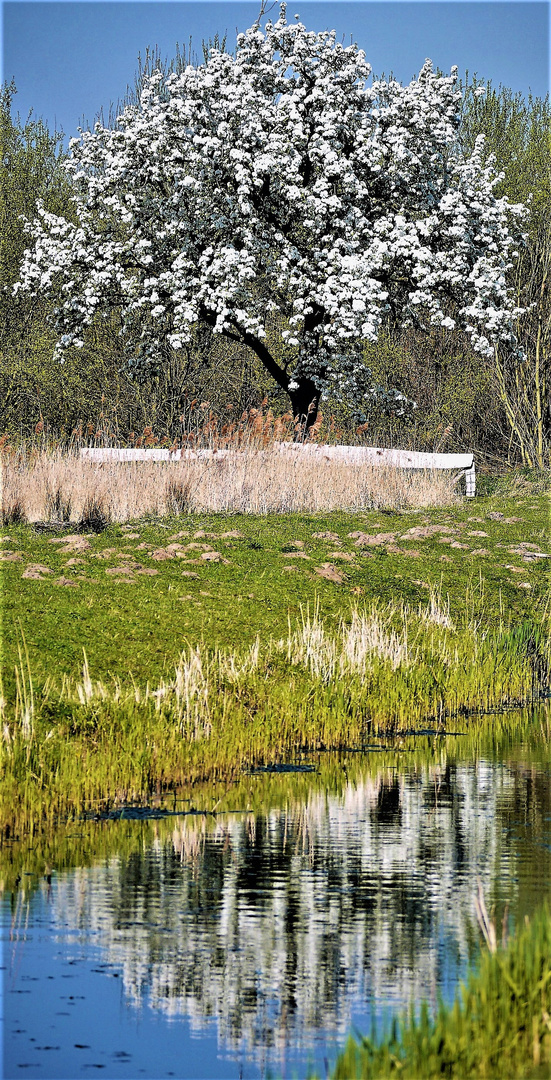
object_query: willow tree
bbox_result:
[16,6,524,436]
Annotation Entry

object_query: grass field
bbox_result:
[1,447,550,826]
[2,487,550,683]
[1,482,550,827]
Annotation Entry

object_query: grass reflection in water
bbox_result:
[2,708,550,1078]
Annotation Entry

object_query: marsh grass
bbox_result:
[332,902,551,1079]
[1,442,461,523]
[2,598,550,829]
[2,704,549,891]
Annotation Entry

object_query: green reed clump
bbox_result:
[1,597,550,828]
[332,903,551,1079]
[1,706,549,884]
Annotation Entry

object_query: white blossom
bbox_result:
[15,3,525,424]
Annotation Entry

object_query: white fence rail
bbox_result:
[80,444,476,496]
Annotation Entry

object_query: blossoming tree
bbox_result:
[16,5,524,436]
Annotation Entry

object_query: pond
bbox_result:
[2,708,550,1079]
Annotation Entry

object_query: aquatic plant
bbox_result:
[331,902,551,1079]
[1,597,549,830]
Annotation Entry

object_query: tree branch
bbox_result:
[200,308,289,390]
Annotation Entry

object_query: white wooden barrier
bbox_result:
[80,444,476,496]
[279,444,476,497]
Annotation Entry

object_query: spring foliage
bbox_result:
[16,5,525,428]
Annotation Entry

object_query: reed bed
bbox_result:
[2,599,549,828]
[1,706,549,885]
[1,442,460,523]
[331,902,551,1079]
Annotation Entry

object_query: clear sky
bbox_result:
[2,2,550,141]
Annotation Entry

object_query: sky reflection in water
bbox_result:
[3,730,551,1079]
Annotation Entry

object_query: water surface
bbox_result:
[2,713,550,1078]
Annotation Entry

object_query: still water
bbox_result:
[2,713,550,1079]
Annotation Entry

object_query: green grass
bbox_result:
[1,492,550,828]
[331,902,551,1079]
[1,493,549,689]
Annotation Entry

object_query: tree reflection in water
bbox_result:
[46,753,550,1068]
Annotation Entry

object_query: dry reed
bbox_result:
[286,606,411,680]
[1,443,460,522]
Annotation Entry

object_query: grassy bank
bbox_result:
[331,902,551,1079]
[3,597,549,823]
[1,482,550,828]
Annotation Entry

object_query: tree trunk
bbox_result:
[289,378,321,441]
[219,322,323,440]
[216,318,322,441]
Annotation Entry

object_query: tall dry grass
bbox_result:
[1,443,460,523]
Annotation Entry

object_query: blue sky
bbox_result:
[2,2,550,141]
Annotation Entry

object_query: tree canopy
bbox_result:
[16,5,525,435]
[1,81,69,334]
